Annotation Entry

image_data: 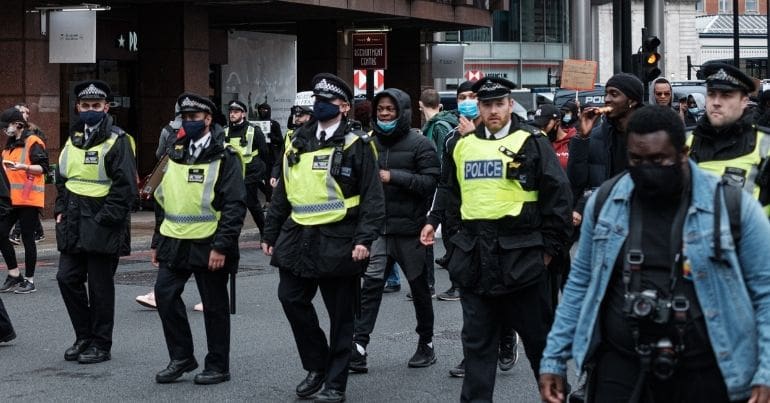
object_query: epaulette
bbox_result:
[516,122,541,137]
[110,126,126,137]
[351,129,373,144]
[755,124,770,135]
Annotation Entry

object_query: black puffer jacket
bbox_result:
[55,115,137,256]
[372,88,440,235]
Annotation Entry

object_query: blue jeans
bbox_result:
[385,263,401,287]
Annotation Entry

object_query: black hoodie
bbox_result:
[372,88,441,235]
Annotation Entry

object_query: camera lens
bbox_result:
[632,298,653,317]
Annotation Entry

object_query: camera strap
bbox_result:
[623,197,644,296]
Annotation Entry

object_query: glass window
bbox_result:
[695,0,703,12]
[746,0,758,13]
[718,0,732,13]
[461,27,491,42]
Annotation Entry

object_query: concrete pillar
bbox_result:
[386,28,423,128]
[0,1,61,214]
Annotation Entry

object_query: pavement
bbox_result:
[0,212,573,402]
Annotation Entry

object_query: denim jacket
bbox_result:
[540,161,770,401]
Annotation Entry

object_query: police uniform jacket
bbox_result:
[427,122,573,295]
[151,125,246,273]
[263,118,385,278]
[372,88,440,235]
[54,115,137,256]
[227,120,269,184]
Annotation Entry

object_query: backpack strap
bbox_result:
[713,181,742,261]
[592,172,626,225]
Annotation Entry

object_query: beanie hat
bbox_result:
[606,73,644,104]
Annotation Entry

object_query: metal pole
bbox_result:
[571,0,592,59]
[620,0,633,72]
[766,0,769,76]
[734,0,740,67]
[613,0,622,73]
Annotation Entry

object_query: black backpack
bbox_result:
[592,172,742,253]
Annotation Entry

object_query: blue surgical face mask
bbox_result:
[562,113,572,124]
[457,99,479,119]
[688,107,700,115]
[80,110,106,126]
[313,100,341,122]
[182,120,206,141]
[376,119,397,133]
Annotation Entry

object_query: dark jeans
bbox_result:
[154,264,231,373]
[245,182,265,234]
[0,296,13,337]
[56,252,119,350]
[354,235,434,348]
[278,270,357,392]
[0,207,40,277]
[459,280,553,403]
[591,347,743,403]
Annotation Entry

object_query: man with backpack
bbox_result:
[420,89,458,158]
[539,105,770,403]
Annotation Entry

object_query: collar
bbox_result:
[190,132,212,150]
[316,121,341,140]
[85,121,102,134]
[484,121,512,139]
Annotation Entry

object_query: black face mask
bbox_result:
[547,128,558,142]
[629,162,684,203]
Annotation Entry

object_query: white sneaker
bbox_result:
[193,302,204,312]
[135,291,157,309]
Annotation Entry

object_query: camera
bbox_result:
[623,289,671,324]
[651,337,678,380]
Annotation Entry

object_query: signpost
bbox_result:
[560,59,598,91]
[352,32,387,101]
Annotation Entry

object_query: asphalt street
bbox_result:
[0,219,570,402]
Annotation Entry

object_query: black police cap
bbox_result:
[177,92,215,114]
[312,73,353,103]
[227,100,248,112]
[471,77,517,101]
[74,80,111,100]
[0,107,25,129]
[701,62,756,93]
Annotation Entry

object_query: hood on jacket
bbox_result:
[372,88,412,139]
[648,77,673,106]
[257,102,272,120]
[689,92,706,110]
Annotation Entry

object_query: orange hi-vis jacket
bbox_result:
[3,134,45,208]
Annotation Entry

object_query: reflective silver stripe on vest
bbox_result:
[17,140,27,164]
[9,184,45,192]
[161,159,219,224]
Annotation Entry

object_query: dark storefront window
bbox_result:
[463,0,567,43]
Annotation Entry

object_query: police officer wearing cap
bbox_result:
[261,73,384,403]
[56,80,137,364]
[225,99,269,237]
[688,62,770,216]
[151,92,246,385]
[271,90,315,187]
[420,77,572,402]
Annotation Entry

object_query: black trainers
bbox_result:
[435,255,450,269]
[383,284,401,293]
[34,233,45,243]
[407,343,436,368]
[349,343,368,373]
[436,286,460,301]
[498,332,519,371]
[449,359,465,377]
[0,330,16,343]
[14,279,36,294]
[0,275,22,293]
[8,233,20,246]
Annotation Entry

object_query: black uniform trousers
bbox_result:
[56,252,119,350]
[0,296,13,338]
[354,235,434,348]
[154,263,230,373]
[278,270,357,392]
[245,182,265,235]
[459,278,553,403]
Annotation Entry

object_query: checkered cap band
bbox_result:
[181,97,212,113]
[78,84,107,99]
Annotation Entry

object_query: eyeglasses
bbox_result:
[655,92,671,97]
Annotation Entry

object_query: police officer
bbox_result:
[225,99,269,237]
[688,62,770,215]
[55,80,137,364]
[420,77,572,402]
[270,90,314,187]
[261,73,384,403]
[151,93,246,385]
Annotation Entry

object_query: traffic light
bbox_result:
[640,35,661,83]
